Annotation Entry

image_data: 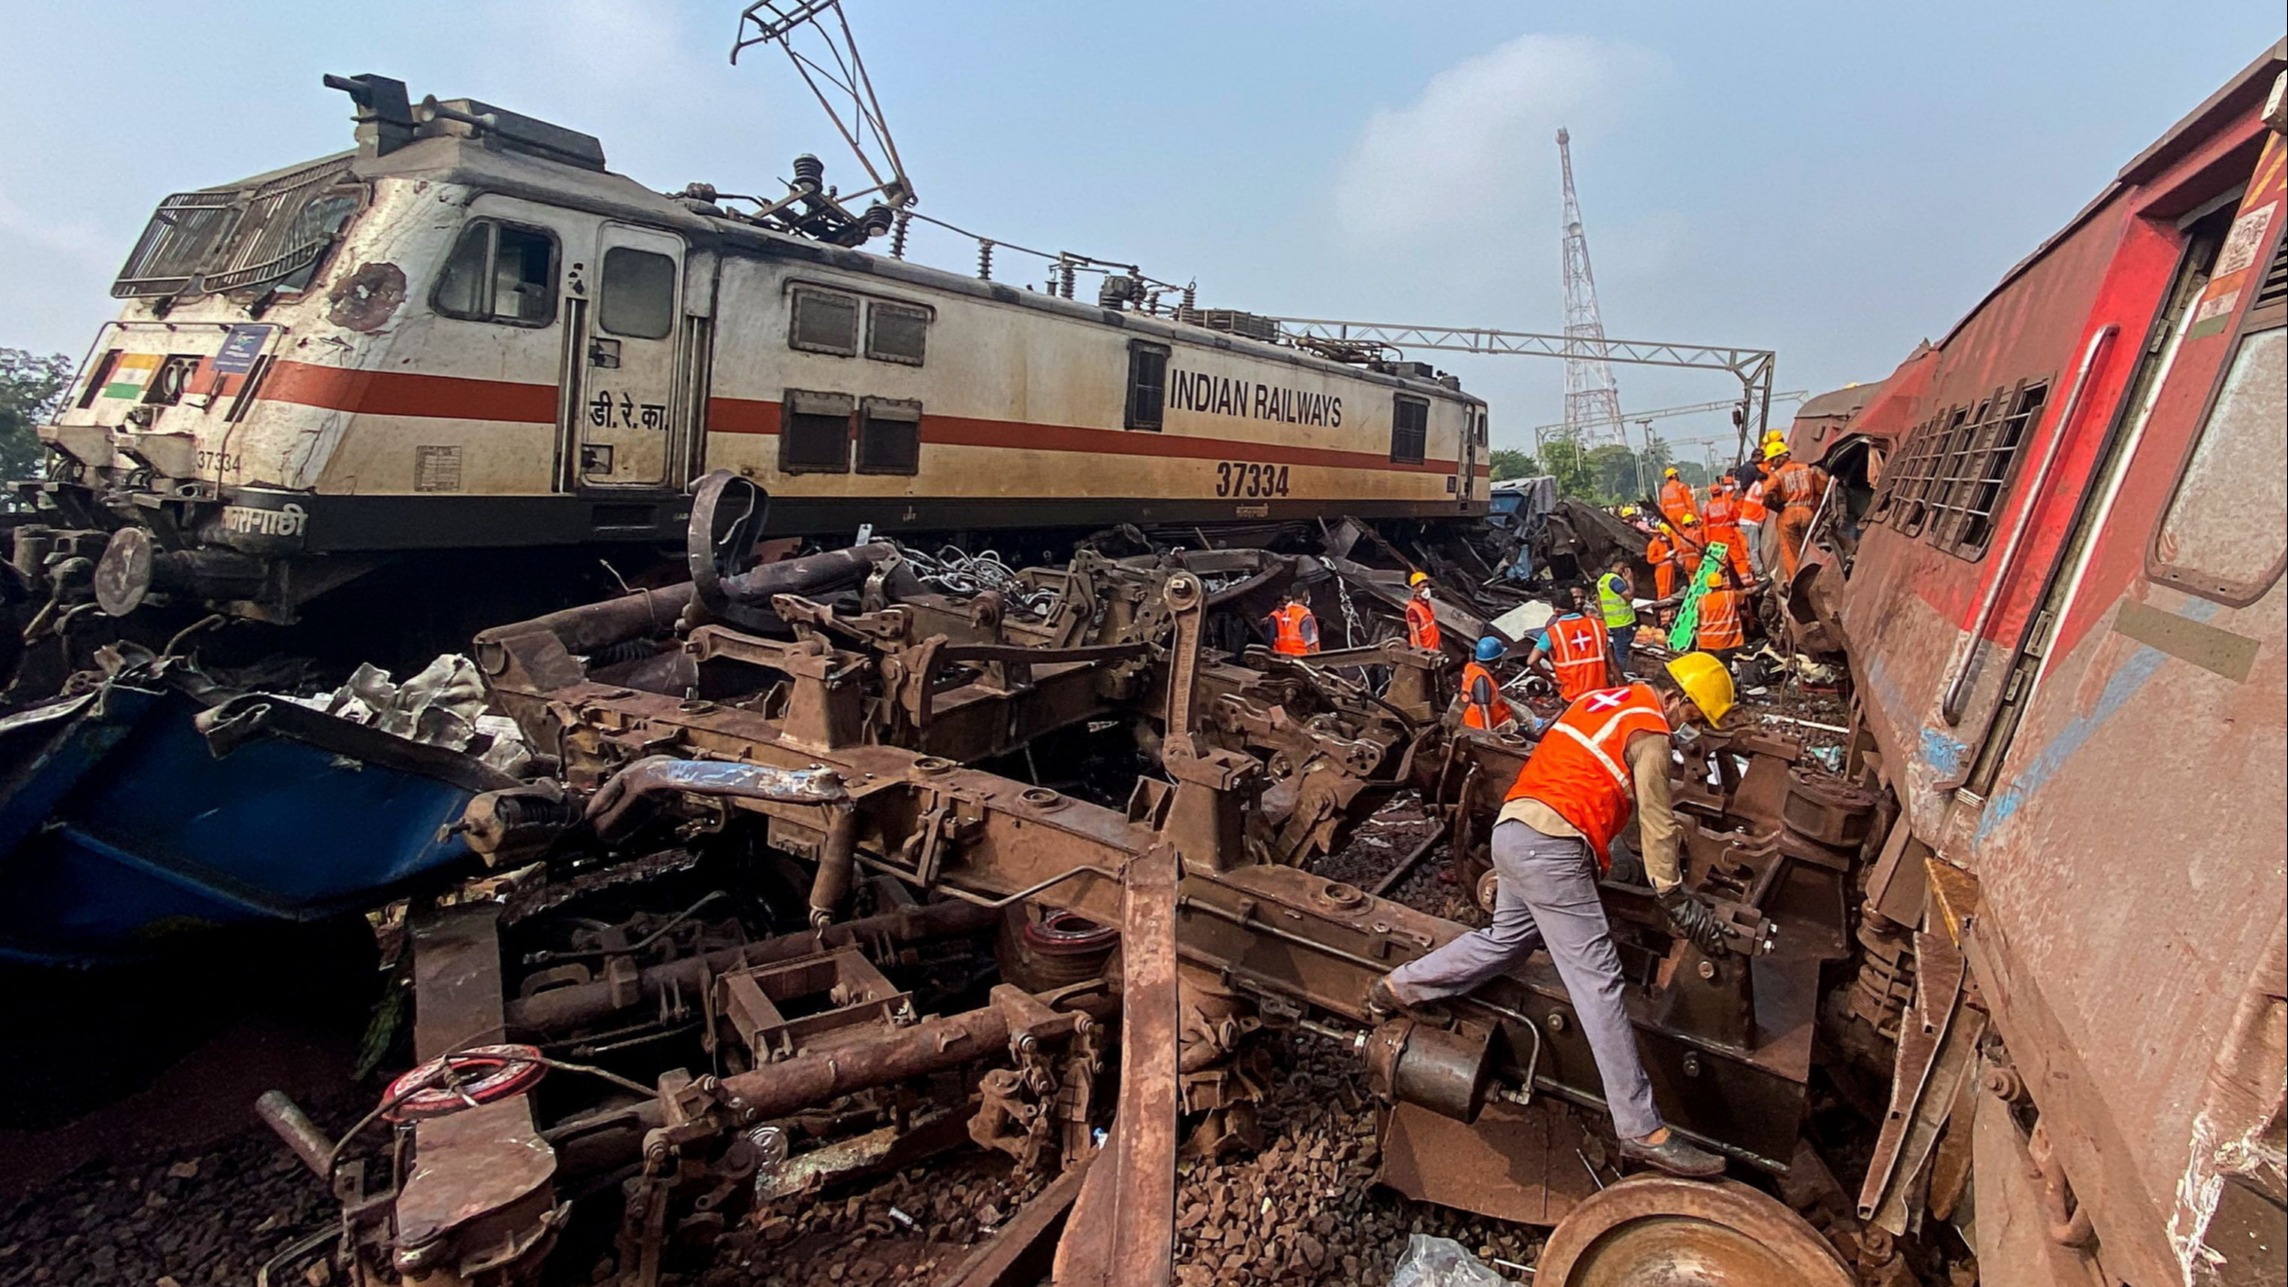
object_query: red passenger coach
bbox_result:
[1811,44,2286,1287]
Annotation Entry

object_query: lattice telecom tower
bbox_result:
[1556,127,1625,446]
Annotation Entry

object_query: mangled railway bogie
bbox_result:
[250,506,1938,1285]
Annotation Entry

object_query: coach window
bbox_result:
[781,389,854,474]
[790,288,860,356]
[1950,381,2047,557]
[2150,318,2286,603]
[1126,341,1168,430]
[599,247,676,339]
[865,301,929,365]
[1390,395,1429,465]
[433,221,557,325]
[857,397,923,475]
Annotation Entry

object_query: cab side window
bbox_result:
[598,247,676,339]
[434,221,557,326]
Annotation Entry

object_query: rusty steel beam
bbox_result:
[1053,843,1179,1287]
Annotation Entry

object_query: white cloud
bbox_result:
[1332,33,1665,242]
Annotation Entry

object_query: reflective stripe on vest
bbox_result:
[1405,598,1441,652]
[1271,604,1316,655]
[1597,573,1636,628]
[1503,683,1670,868]
[1697,588,1745,651]
[1704,492,1737,526]
[1461,660,1514,729]
[1544,613,1611,702]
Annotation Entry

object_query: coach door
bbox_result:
[572,224,685,487]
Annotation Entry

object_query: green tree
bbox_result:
[1538,438,1597,500]
[0,348,72,486]
[1487,448,1536,482]
[1586,443,1640,504]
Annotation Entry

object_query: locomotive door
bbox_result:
[574,224,685,487]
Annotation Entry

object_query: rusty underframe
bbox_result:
[264,477,1892,1287]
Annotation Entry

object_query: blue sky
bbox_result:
[1,2,2279,458]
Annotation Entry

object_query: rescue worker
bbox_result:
[1657,466,1699,531]
[1701,477,1753,584]
[1368,654,1741,1179]
[1404,572,1441,653]
[1736,470,1771,578]
[1266,588,1320,657]
[1596,559,1638,680]
[1459,636,1517,732]
[1766,442,1829,580]
[1646,523,1683,600]
[1694,562,1748,664]
[1525,586,1615,702]
[1673,512,1706,580]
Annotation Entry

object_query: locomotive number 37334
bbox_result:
[1214,461,1291,499]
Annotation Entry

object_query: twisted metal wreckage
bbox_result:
[246,474,1896,1287]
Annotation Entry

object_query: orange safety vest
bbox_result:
[1543,613,1612,702]
[1659,478,1699,527]
[1460,660,1514,730]
[1646,534,1674,566]
[1738,482,1769,524]
[1772,461,1822,511]
[1404,597,1441,652]
[1703,489,1737,527]
[1697,587,1745,651]
[1269,603,1318,656]
[1503,683,1671,869]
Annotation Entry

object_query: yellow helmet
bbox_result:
[1663,466,1680,479]
[1408,571,1431,587]
[1618,504,1639,518]
[1665,651,1736,728]
[1680,513,1700,526]
[1763,440,1790,461]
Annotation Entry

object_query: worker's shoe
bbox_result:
[1365,976,1454,1027]
[1365,976,1405,1021]
[1619,1129,1726,1179]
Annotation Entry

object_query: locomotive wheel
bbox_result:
[1536,1176,1853,1287]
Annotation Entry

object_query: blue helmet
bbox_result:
[1474,636,1504,663]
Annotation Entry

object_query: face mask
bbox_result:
[1672,723,1703,749]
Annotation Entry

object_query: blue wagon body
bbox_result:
[0,676,511,966]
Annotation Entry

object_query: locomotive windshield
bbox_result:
[112,152,361,299]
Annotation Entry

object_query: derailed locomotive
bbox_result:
[12,73,1485,632]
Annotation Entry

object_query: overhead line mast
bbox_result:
[1557,127,1626,449]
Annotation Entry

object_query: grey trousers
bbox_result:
[1384,820,1662,1140]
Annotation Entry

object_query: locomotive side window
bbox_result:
[433,221,557,326]
[2151,322,2286,602]
[790,289,860,356]
[781,389,853,474]
[856,397,923,475]
[1126,342,1168,431]
[865,302,929,366]
[1390,395,1429,465]
[599,247,676,340]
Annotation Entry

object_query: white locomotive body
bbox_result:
[25,77,1487,622]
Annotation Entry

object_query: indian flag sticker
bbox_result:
[101,353,163,400]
